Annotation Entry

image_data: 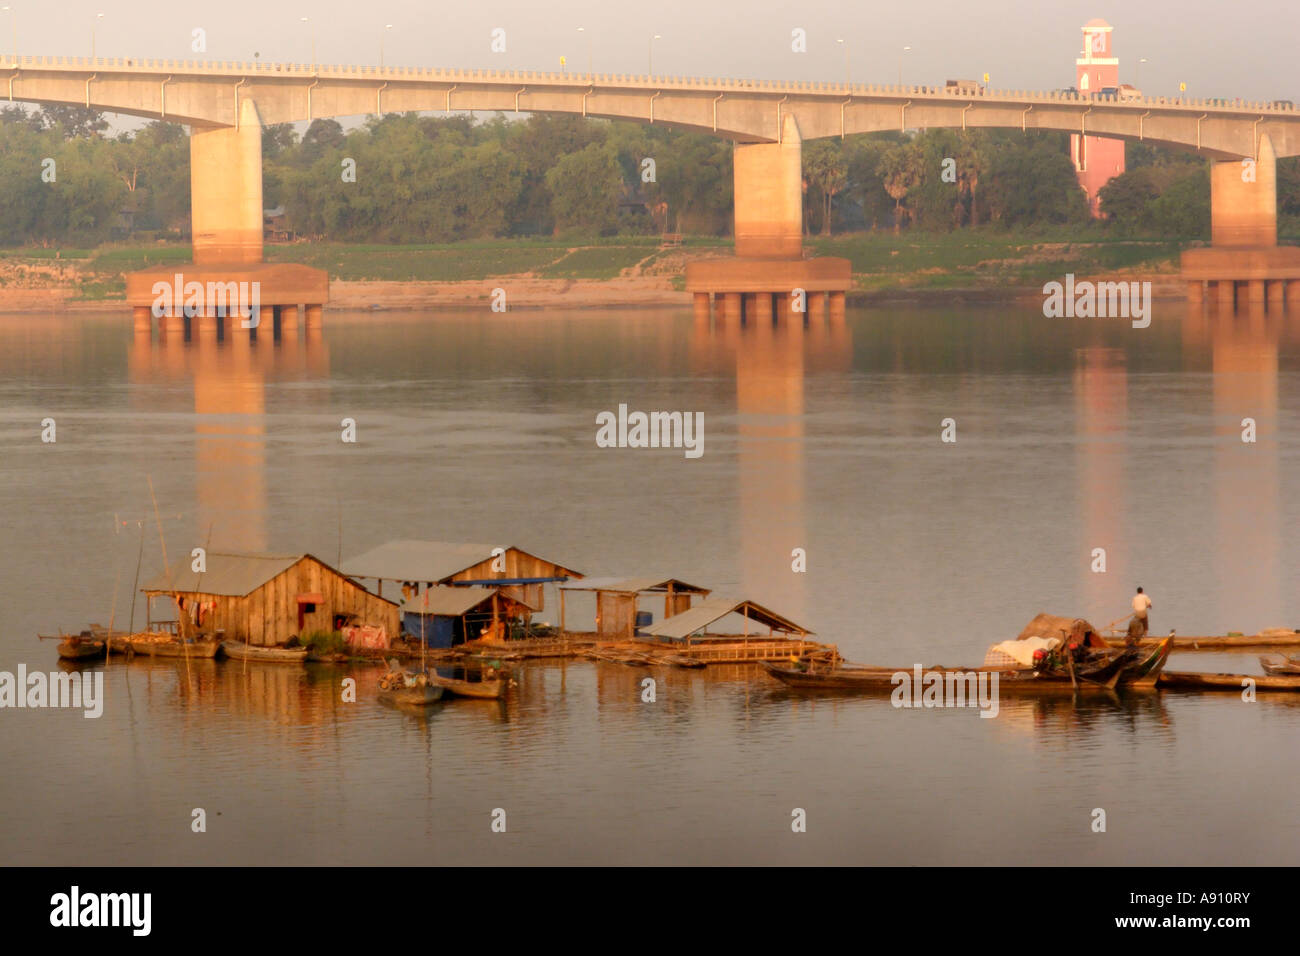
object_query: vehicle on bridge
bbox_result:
[944,79,984,96]
[1117,84,1142,101]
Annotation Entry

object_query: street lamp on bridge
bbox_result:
[90,11,104,60]
[2,6,15,66]
[300,16,315,68]
[837,37,849,87]
[1136,56,1148,88]
[578,26,591,75]
[648,33,661,75]
[380,23,392,69]
[898,45,911,87]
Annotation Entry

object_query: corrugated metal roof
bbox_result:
[141,552,305,597]
[341,540,499,582]
[640,597,812,639]
[341,540,582,583]
[559,576,711,594]
[398,586,529,616]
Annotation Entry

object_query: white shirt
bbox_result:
[1133,594,1152,615]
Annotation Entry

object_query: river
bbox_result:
[1,302,1297,864]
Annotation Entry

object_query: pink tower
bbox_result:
[1071,19,1126,217]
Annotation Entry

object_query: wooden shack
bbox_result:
[141,552,399,647]
[341,540,583,614]
[558,577,712,640]
[398,586,535,648]
[636,596,819,662]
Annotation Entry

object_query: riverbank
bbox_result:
[0,231,1205,312]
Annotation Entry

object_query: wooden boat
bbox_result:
[378,667,445,705]
[1259,653,1300,676]
[430,673,508,700]
[1158,670,1300,692]
[661,654,707,669]
[123,633,222,658]
[587,648,651,666]
[221,640,309,664]
[54,635,105,660]
[1117,636,1175,687]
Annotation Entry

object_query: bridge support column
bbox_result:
[685,114,850,333]
[1186,281,1203,306]
[1267,280,1286,311]
[1182,135,1300,313]
[191,101,265,266]
[126,98,328,338]
[693,293,711,325]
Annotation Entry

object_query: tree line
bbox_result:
[2,103,1298,247]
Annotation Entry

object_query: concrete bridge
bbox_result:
[8,55,1300,326]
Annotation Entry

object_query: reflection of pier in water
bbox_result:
[1074,345,1128,614]
[126,319,329,553]
[1075,305,1291,633]
[688,308,852,628]
[1186,305,1286,628]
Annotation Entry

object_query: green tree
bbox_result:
[544,142,624,235]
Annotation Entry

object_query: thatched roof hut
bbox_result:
[1016,613,1107,649]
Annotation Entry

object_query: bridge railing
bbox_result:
[4,55,1296,113]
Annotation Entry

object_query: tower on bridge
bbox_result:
[1072,18,1126,218]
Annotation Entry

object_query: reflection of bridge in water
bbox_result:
[126,317,329,554]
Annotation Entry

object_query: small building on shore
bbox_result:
[141,551,399,647]
[558,576,712,639]
[341,540,583,614]
[398,586,535,648]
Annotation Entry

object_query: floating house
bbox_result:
[638,597,816,662]
[558,577,712,640]
[398,586,536,648]
[341,540,583,614]
[141,552,399,647]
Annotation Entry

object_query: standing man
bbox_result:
[1130,587,1152,641]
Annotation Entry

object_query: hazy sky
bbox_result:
[6,0,1296,101]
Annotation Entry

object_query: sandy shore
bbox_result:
[0,274,1190,313]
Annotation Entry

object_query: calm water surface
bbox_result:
[1,304,1298,864]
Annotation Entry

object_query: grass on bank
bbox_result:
[2,226,1275,298]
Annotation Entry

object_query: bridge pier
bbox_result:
[686,114,850,329]
[1182,135,1300,313]
[126,98,328,338]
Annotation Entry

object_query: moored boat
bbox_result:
[54,634,105,660]
[1158,670,1300,692]
[1259,653,1300,676]
[221,639,309,664]
[1117,635,1175,686]
[378,665,445,705]
[124,633,222,658]
[430,673,508,699]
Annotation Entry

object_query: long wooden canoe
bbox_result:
[1157,670,1300,692]
[49,635,105,660]
[1106,631,1300,650]
[124,634,221,658]
[759,662,1126,694]
[221,640,309,664]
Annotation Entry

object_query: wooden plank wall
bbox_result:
[449,548,579,613]
[155,557,399,646]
